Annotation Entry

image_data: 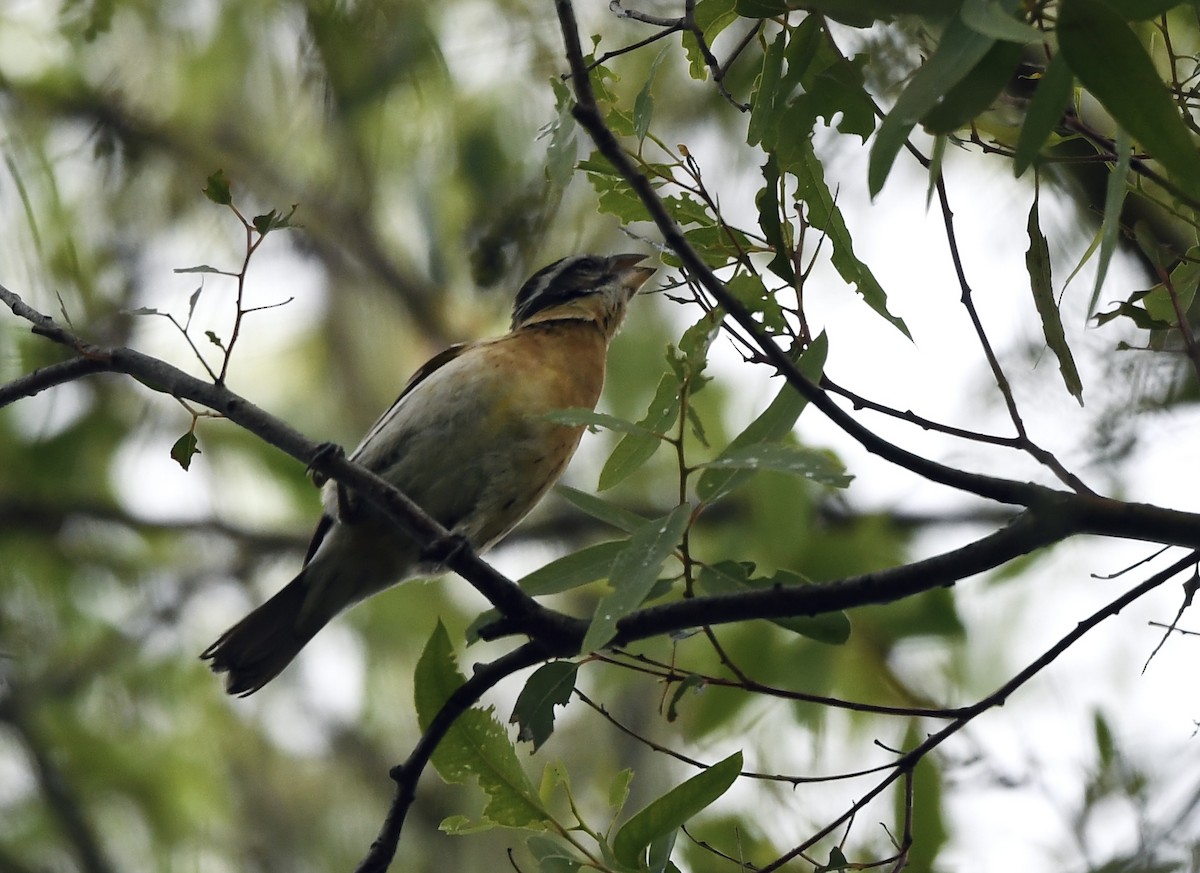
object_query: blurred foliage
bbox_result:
[3,2,1200,873]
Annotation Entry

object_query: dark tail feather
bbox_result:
[200,572,323,696]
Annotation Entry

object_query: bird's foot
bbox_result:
[306,442,345,488]
[307,442,365,524]
[421,532,472,567]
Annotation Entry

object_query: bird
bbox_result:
[201,253,656,695]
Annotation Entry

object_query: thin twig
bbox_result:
[932,173,1095,495]
[759,550,1198,872]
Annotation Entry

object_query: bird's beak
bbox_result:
[611,252,657,297]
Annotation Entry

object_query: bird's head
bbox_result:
[511,253,656,337]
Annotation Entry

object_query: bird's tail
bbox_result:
[200,571,325,697]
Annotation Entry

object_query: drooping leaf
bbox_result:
[1013,53,1074,177]
[1059,0,1200,196]
[414,623,549,830]
[510,661,578,752]
[542,408,659,439]
[1089,127,1133,316]
[612,751,743,869]
[781,137,910,337]
[698,443,852,487]
[554,484,648,534]
[782,20,876,141]
[608,768,635,813]
[960,0,1042,42]
[202,169,231,205]
[546,79,578,191]
[696,333,828,503]
[170,431,200,471]
[173,264,230,275]
[667,309,721,389]
[921,39,1024,134]
[757,156,795,283]
[683,0,738,79]
[634,46,671,143]
[747,28,786,148]
[527,835,581,873]
[599,374,680,490]
[519,540,629,596]
[696,561,852,643]
[581,504,692,653]
[1025,199,1083,403]
[868,17,995,196]
[1107,0,1186,20]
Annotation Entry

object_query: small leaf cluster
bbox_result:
[417,623,742,873]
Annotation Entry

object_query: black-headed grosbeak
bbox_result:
[202,253,655,695]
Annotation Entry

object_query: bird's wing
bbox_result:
[349,341,472,461]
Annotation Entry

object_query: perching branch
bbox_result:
[0,281,579,653]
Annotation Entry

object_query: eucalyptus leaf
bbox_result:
[581,504,692,653]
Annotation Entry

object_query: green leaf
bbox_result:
[698,443,852,487]
[582,504,692,653]
[647,829,677,873]
[1094,295,1174,331]
[781,137,910,337]
[519,540,628,596]
[634,46,670,142]
[1013,53,1074,177]
[170,431,200,471]
[1058,0,1200,196]
[696,561,852,643]
[1026,200,1083,403]
[920,38,1024,134]
[186,286,202,322]
[542,408,659,439]
[756,156,794,283]
[868,17,994,196]
[735,0,792,14]
[668,310,721,389]
[696,333,828,503]
[1142,271,1199,325]
[816,846,851,872]
[960,0,1042,42]
[612,751,742,869]
[587,162,654,223]
[683,0,737,79]
[598,374,680,491]
[1089,127,1133,317]
[660,192,712,227]
[527,835,581,873]
[1106,0,1186,20]
[608,768,635,813]
[173,264,230,275]
[414,623,549,830]
[747,29,786,148]
[724,272,787,331]
[554,484,648,534]
[203,169,232,205]
[546,79,578,191]
[666,674,706,722]
[510,661,578,752]
[251,205,297,235]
